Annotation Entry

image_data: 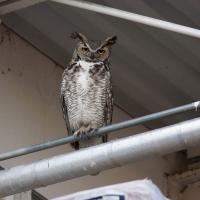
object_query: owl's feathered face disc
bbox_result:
[71,32,117,62]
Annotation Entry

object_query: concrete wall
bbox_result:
[0,24,180,199]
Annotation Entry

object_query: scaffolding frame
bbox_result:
[1,117,200,197]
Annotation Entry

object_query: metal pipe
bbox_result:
[0,101,199,161]
[51,0,200,39]
[1,117,200,197]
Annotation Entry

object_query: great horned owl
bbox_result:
[61,32,117,150]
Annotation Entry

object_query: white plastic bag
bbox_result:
[52,179,169,200]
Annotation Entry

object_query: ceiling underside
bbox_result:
[1,0,200,129]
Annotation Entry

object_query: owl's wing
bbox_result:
[103,83,113,143]
[105,84,114,125]
[60,93,72,135]
[60,70,72,136]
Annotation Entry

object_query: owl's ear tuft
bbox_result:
[70,32,88,44]
[105,35,117,46]
[70,32,79,40]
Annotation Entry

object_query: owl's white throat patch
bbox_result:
[77,60,102,90]
[77,60,102,70]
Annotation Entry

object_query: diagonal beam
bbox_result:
[51,0,200,39]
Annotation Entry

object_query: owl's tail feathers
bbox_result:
[70,141,79,150]
[102,134,108,143]
[78,136,104,149]
[71,135,107,151]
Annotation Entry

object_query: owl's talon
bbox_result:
[88,128,97,136]
[74,131,81,137]
[74,129,87,139]
[73,126,97,139]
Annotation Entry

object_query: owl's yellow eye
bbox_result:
[97,49,105,54]
[81,47,89,52]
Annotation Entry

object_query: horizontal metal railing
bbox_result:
[0,101,199,162]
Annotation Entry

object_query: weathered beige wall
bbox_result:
[0,25,180,199]
[181,187,200,200]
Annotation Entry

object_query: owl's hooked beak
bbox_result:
[90,52,95,60]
